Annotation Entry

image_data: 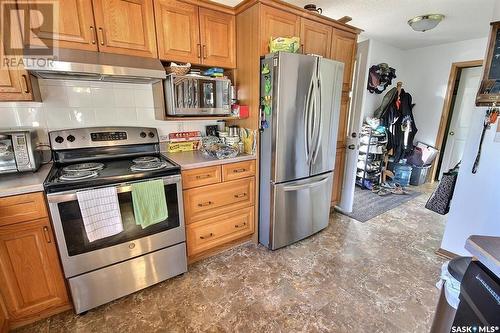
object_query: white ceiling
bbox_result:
[215,0,495,50]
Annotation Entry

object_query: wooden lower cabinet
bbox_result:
[182,165,221,190]
[0,192,48,227]
[221,160,255,182]
[0,193,70,328]
[182,160,256,262]
[331,148,346,205]
[187,206,254,256]
[0,218,69,327]
[183,176,255,224]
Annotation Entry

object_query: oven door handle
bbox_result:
[46,175,181,203]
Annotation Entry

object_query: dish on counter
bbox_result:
[201,143,239,159]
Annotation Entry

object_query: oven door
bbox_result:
[46,174,185,278]
[0,135,17,173]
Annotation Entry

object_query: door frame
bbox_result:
[431,60,483,181]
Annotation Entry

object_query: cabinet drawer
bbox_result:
[182,166,222,189]
[0,192,48,226]
[183,177,255,224]
[222,160,256,182]
[187,206,254,256]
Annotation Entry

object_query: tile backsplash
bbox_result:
[0,79,216,145]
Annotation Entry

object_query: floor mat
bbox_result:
[340,186,422,222]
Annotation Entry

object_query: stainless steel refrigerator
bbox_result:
[259,52,344,250]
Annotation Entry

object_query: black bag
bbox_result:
[425,164,460,215]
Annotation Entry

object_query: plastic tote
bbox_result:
[410,165,431,185]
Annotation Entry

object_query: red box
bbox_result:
[239,105,249,119]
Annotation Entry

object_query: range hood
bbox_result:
[24,49,166,83]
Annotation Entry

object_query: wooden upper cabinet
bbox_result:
[331,29,357,92]
[300,18,332,58]
[0,218,69,322]
[92,0,157,58]
[0,11,38,101]
[25,0,97,51]
[0,66,34,102]
[199,8,235,68]
[154,0,200,63]
[260,5,300,55]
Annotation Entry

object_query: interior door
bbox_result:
[309,57,343,177]
[272,53,317,183]
[199,8,235,68]
[300,18,332,58]
[92,0,157,58]
[271,172,333,250]
[154,0,201,64]
[24,0,98,51]
[440,66,482,178]
[338,43,366,212]
[260,5,300,55]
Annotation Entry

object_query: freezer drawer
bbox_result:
[267,172,333,250]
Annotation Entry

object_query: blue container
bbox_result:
[393,164,413,187]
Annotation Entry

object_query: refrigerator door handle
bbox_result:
[311,72,323,164]
[282,175,330,191]
[304,75,315,164]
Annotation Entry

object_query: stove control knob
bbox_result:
[55,136,64,144]
[140,132,147,138]
[67,135,75,142]
[148,131,155,138]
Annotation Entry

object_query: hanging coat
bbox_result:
[380,89,418,162]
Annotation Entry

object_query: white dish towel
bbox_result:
[76,187,124,242]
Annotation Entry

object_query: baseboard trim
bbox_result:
[435,247,459,260]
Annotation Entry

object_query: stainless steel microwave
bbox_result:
[164,74,231,116]
[0,130,41,174]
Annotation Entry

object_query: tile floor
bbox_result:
[17,184,446,332]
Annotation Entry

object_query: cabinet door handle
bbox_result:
[90,26,96,44]
[196,174,211,179]
[198,201,213,207]
[98,27,105,46]
[200,233,213,240]
[234,222,246,228]
[197,44,201,59]
[203,45,207,59]
[232,168,246,173]
[21,75,29,93]
[43,226,51,243]
[234,193,246,198]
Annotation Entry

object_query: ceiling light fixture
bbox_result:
[408,14,445,32]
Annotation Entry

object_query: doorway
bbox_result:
[433,60,483,180]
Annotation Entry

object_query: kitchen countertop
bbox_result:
[465,235,500,278]
[164,151,256,170]
[0,163,52,198]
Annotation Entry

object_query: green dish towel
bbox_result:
[131,179,168,229]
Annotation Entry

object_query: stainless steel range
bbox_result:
[44,127,187,314]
